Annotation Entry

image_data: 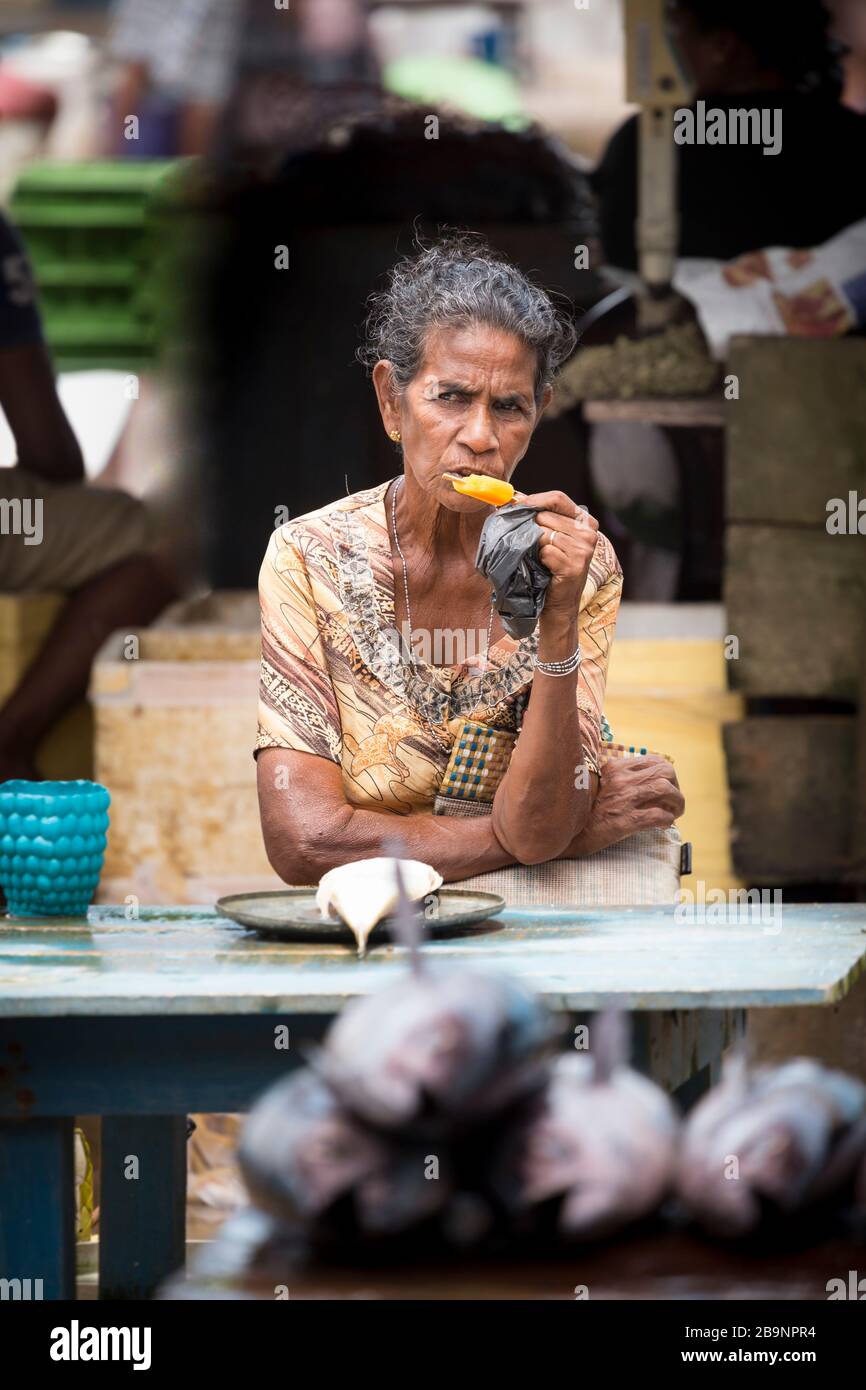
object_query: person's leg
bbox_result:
[0,471,179,780]
[0,552,176,780]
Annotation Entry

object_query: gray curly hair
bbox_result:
[357,231,577,403]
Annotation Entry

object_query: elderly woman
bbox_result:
[256,236,683,887]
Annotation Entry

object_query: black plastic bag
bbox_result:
[475,502,550,639]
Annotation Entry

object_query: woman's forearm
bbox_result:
[491,614,593,864]
[269,800,516,885]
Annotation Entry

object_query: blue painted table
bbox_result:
[1,902,865,1300]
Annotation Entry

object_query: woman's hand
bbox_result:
[518,489,600,623]
[559,754,685,858]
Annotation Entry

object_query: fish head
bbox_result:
[323,968,552,1128]
[526,1060,679,1235]
[383,1007,475,1104]
[289,1111,388,1218]
[320,978,469,1126]
[423,972,557,1115]
[677,1084,830,1234]
[239,1071,386,1223]
[730,1091,833,1208]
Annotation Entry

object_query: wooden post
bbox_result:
[0,1117,75,1300]
[99,1115,187,1300]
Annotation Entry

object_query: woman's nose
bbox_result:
[457,405,498,454]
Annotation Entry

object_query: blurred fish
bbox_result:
[238,1068,450,1237]
[492,1011,680,1239]
[676,1055,866,1238]
[317,968,556,1135]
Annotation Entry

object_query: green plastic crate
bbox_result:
[8,160,186,372]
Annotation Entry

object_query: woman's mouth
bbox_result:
[443,466,503,480]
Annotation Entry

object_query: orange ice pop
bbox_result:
[443,472,515,506]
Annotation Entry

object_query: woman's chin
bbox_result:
[437,491,488,513]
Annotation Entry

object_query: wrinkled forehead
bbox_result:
[415,322,539,394]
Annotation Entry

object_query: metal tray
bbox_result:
[215,887,505,946]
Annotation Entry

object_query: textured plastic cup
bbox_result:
[0,780,110,918]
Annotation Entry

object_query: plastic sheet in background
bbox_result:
[475,502,550,639]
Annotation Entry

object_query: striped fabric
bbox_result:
[453,826,683,906]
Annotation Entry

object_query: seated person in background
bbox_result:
[106,0,241,157]
[593,0,866,270]
[256,235,683,887]
[0,212,177,781]
[586,0,866,601]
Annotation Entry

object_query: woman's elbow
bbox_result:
[262,826,331,886]
[512,833,572,867]
[258,820,309,884]
[498,804,590,866]
[260,805,354,885]
[496,822,576,867]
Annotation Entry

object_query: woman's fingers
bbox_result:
[536,508,599,587]
[607,755,680,789]
[521,489,582,519]
[635,769,683,811]
[535,506,600,539]
[538,530,590,566]
[622,774,682,814]
[600,757,685,821]
[657,782,686,818]
[638,805,681,830]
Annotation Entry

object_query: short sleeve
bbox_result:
[576,532,622,777]
[0,214,43,351]
[256,528,343,763]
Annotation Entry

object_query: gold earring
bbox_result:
[389,429,402,442]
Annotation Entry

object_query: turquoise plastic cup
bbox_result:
[0,780,111,918]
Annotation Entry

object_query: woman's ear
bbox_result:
[535,382,554,422]
[372,360,400,435]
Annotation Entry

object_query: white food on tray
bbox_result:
[315,857,443,957]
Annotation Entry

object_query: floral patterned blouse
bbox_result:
[256,480,622,814]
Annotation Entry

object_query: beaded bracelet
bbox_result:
[535,643,582,677]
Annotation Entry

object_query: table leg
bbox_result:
[100,1114,187,1300]
[0,1116,75,1299]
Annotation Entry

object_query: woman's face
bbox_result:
[375,322,552,514]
